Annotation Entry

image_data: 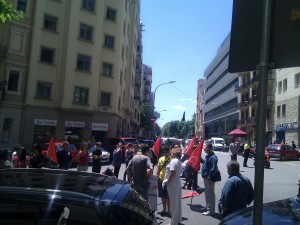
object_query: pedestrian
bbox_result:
[76,142,89,172]
[0,149,12,169]
[243,140,251,167]
[57,141,72,170]
[112,142,124,178]
[123,143,134,180]
[219,161,254,218]
[200,142,219,216]
[157,146,171,217]
[92,142,103,173]
[229,139,238,161]
[29,144,48,168]
[162,147,182,225]
[292,141,297,150]
[12,147,30,168]
[125,144,153,200]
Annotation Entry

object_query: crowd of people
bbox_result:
[0,138,257,225]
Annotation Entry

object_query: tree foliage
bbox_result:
[161,113,196,139]
[140,102,154,130]
[0,0,24,23]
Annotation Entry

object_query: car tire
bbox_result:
[265,161,270,169]
[297,155,300,161]
[280,154,286,161]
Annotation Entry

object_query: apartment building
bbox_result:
[237,70,276,143]
[202,33,239,139]
[195,78,204,138]
[0,0,143,147]
[274,68,300,145]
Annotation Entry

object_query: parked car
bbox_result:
[210,137,226,151]
[0,168,157,225]
[41,142,79,166]
[265,144,300,160]
[102,137,139,160]
[87,143,110,164]
[218,195,300,225]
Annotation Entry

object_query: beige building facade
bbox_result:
[0,0,143,147]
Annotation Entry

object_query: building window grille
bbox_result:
[79,23,93,41]
[82,0,95,12]
[37,82,52,99]
[77,54,91,72]
[104,35,114,49]
[44,15,57,32]
[102,63,113,77]
[106,7,117,21]
[100,92,111,106]
[40,47,55,64]
[74,87,88,104]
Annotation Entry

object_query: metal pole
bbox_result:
[254,0,272,225]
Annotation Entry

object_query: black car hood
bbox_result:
[219,196,300,225]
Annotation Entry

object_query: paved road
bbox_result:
[71,151,300,225]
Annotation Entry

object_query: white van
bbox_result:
[210,137,226,151]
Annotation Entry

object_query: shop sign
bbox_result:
[276,121,298,131]
[34,119,57,126]
[91,123,108,131]
[65,121,85,128]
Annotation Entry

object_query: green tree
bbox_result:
[140,102,154,130]
[0,0,24,23]
[161,113,196,139]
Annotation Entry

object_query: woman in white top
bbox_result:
[163,147,182,225]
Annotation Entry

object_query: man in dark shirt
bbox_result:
[219,161,254,218]
[57,141,72,170]
[92,142,103,173]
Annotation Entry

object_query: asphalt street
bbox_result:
[71,151,300,225]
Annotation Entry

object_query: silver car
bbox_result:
[88,144,110,164]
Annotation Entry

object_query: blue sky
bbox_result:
[141,0,233,127]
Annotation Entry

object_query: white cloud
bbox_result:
[171,105,186,110]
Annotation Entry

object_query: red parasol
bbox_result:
[227,128,247,137]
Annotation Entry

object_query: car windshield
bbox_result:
[215,140,224,144]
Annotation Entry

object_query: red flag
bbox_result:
[153,137,161,157]
[187,139,204,172]
[184,136,197,156]
[47,136,58,163]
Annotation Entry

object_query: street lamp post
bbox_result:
[153,81,176,108]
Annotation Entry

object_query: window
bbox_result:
[106,7,117,21]
[7,70,20,92]
[102,62,113,77]
[278,81,282,94]
[36,82,52,99]
[100,92,111,106]
[74,87,88,104]
[17,0,27,13]
[282,104,286,117]
[82,0,95,12]
[104,35,115,49]
[283,79,287,92]
[1,118,12,145]
[9,26,27,55]
[295,73,300,87]
[77,54,91,71]
[43,15,57,32]
[40,47,55,64]
[79,23,93,41]
[277,105,281,118]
